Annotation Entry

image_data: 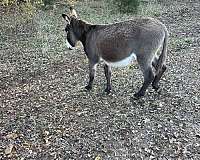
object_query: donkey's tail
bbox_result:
[156,29,169,75]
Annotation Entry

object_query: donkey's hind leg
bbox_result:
[152,64,167,90]
[152,56,159,70]
[134,57,155,98]
[152,56,167,90]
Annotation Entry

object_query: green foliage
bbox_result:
[43,0,52,5]
[170,37,194,51]
[20,1,37,16]
[1,0,17,6]
[112,0,140,13]
[0,0,55,7]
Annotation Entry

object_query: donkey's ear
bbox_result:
[69,7,78,18]
[62,14,70,22]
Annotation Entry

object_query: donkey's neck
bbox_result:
[75,20,95,48]
[79,29,88,47]
[80,27,94,48]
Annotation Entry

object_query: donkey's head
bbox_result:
[62,7,78,50]
[62,7,90,50]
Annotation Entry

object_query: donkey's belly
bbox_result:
[102,53,137,68]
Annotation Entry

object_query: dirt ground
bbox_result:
[0,1,200,159]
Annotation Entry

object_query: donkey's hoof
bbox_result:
[105,87,111,94]
[152,85,160,91]
[134,92,145,98]
[85,85,92,91]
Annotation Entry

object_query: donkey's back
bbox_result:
[90,17,167,63]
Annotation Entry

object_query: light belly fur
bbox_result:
[102,53,137,68]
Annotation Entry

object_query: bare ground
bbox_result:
[0,1,200,160]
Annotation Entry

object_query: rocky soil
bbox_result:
[0,0,199,159]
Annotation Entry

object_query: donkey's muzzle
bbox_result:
[66,39,74,50]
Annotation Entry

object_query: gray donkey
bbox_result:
[62,7,169,98]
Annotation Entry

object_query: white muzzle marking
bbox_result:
[66,39,74,50]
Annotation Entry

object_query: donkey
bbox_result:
[62,7,169,98]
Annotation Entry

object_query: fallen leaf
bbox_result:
[6,133,18,139]
[44,130,49,135]
[95,155,101,160]
[5,144,14,154]
[44,137,50,146]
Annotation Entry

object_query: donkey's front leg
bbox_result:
[104,64,112,94]
[85,62,97,91]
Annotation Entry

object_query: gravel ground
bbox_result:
[0,1,200,159]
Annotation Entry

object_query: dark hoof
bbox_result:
[134,92,145,98]
[105,87,111,94]
[85,85,92,91]
[152,85,160,91]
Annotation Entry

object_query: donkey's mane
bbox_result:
[71,17,94,32]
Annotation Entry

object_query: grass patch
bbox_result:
[138,1,163,17]
[170,37,194,51]
[0,0,165,71]
[68,0,163,24]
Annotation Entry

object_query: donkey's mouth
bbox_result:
[66,39,74,50]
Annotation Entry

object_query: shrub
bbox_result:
[113,0,140,13]
[42,0,54,6]
[0,0,56,7]
[1,0,17,6]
